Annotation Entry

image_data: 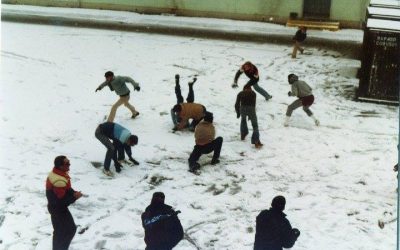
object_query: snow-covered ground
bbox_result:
[0,11,398,250]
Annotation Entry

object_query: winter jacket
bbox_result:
[290,80,312,98]
[98,75,139,96]
[194,121,216,146]
[176,103,205,130]
[235,88,256,116]
[293,29,307,42]
[99,122,131,144]
[254,208,299,250]
[234,62,259,82]
[46,168,76,214]
[142,203,183,250]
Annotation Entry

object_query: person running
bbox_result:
[284,74,319,127]
[232,61,272,101]
[291,26,307,59]
[171,75,205,131]
[142,192,184,250]
[235,85,263,148]
[95,71,141,122]
[254,196,300,250]
[95,122,139,176]
[46,155,83,250]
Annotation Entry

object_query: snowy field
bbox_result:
[0,19,398,250]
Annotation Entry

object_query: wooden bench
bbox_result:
[286,19,340,31]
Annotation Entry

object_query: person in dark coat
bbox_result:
[232,61,272,101]
[235,84,263,148]
[46,155,83,250]
[291,26,307,58]
[95,122,139,176]
[142,192,184,250]
[254,196,300,250]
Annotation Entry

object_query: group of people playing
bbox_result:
[46,158,300,250]
[46,33,317,248]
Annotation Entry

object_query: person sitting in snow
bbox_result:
[171,74,206,131]
[292,26,307,59]
[235,84,263,148]
[95,71,141,122]
[95,122,139,177]
[254,196,300,250]
[46,155,83,250]
[232,61,272,101]
[141,192,184,250]
[188,112,223,173]
[284,74,319,127]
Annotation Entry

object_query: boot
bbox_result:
[103,169,114,177]
[284,116,290,127]
[255,141,263,149]
[211,159,220,165]
[115,163,122,173]
[131,112,140,119]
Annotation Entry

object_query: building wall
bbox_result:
[3,0,369,28]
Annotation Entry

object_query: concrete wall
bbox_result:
[2,0,369,28]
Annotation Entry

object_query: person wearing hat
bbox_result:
[235,84,263,148]
[141,192,184,250]
[95,71,141,122]
[95,122,139,177]
[292,26,307,59]
[285,74,319,127]
[232,61,272,101]
[46,155,84,250]
[254,196,300,250]
[188,112,223,173]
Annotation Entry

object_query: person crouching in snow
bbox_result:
[292,26,307,59]
[95,71,141,122]
[188,112,223,173]
[285,74,319,127]
[95,122,139,177]
[235,84,263,148]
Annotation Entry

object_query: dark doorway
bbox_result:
[303,0,331,19]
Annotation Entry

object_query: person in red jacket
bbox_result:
[46,156,83,250]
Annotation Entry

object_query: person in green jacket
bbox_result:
[96,71,141,122]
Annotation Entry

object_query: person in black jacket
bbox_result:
[254,196,300,250]
[291,26,307,59]
[46,155,83,250]
[142,192,184,250]
[235,85,263,148]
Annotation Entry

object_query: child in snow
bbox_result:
[46,155,83,250]
[188,112,223,173]
[95,122,139,176]
[232,61,272,101]
[171,74,206,131]
[285,74,319,127]
[292,26,307,59]
[235,84,263,148]
[254,196,300,250]
[95,71,141,122]
[141,192,184,250]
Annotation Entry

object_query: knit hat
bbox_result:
[104,71,114,78]
[288,74,298,84]
[204,112,213,123]
[151,192,165,204]
[271,195,286,211]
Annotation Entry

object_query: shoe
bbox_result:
[115,163,122,173]
[211,159,220,165]
[131,112,140,119]
[255,142,264,149]
[300,48,304,54]
[129,158,140,165]
[315,119,320,126]
[241,133,248,141]
[189,163,201,172]
[284,116,290,127]
[103,169,114,177]
[265,96,272,101]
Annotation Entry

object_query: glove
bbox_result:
[236,113,240,119]
[288,91,292,96]
[129,157,140,165]
[189,77,197,85]
[134,86,141,91]
[95,87,101,92]
[175,74,180,81]
[232,83,238,88]
[292,228,300,237]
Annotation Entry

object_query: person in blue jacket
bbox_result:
[95,122,139,176]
